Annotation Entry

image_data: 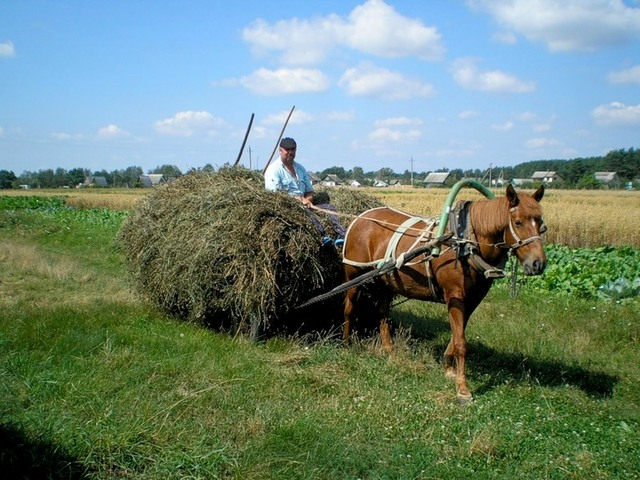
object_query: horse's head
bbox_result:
[504,184,547,276]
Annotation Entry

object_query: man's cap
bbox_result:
[280,137,297,149]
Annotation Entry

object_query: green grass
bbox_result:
[1,200,639,479]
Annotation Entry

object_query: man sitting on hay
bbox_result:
[264,137,346,247]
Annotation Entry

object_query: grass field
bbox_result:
[1,189,639,479]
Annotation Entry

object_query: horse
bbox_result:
[341,184,546,404]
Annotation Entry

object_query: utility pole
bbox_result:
[248,146,252,170]
[410,156,414,187]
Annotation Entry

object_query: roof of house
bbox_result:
[594,172,618,182]
[531,171,559,179]
[139,174,166,187]
[83,175,108,187]
[322,174,344,184]
[423,172,451,184]
[308,172,321,183]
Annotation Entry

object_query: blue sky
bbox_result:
[1,0,639,176]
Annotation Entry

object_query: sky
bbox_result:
[1,0,639,176]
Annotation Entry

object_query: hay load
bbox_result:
[117,167,383,336]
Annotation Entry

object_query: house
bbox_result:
[139,174,167,187]
[308,172,321,185]
[531,171,563,184]
[594,172,620,188]
[349,180,361,188]
[422,172,451,187]
[320,174,345,187]
[82,175,108,187]
[372,179,388,188]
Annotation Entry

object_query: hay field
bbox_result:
[4,186,639,247]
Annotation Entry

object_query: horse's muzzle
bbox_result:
[523,257,547,276]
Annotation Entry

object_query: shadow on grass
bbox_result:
[395,310,618,399]
[0,424,90,479]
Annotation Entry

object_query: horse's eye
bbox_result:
[514,220,524,227]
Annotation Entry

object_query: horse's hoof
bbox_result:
[457,394,474,406]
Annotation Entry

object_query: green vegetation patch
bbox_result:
[521,244,640,301]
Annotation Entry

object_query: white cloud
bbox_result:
[97,124,129,139]
[492,121,515,131]
[607,65,640,85]
[154,111,224,137]
[592,101,640,126]
[492,31,518,45]
[368,127,422,143]
[339,63,435,100]
[375,116,423,127]
[451,58,535,93]
[526,137,560,148]
[242,0,444,65]
[240,68,329,96]
[262,108,313,126]
[344,0,445,60]
[324,110,356,122]
[0,41,15,57]
[458,110,479,119]
[468,0,640,52]
[533,123,551,132]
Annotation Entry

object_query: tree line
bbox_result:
[1,147,638,190]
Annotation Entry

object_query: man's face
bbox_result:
[280,146,296,161]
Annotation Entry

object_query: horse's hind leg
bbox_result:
[378,296,394,353]
[343,287,357,342]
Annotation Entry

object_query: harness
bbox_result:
[296,201,544,309]
[450,201,545,279]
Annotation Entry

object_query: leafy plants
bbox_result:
[521,245,640,301]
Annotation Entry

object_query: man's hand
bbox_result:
[299,195,314,207]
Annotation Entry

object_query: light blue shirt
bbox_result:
[264,159,314,196]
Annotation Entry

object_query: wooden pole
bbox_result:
[262,105,295,174]
[233,113,254,166]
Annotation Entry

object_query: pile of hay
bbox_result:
[117,167,383,336]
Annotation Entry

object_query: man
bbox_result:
[264,137,345,246]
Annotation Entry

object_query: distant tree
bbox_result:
[351,166,366,184]
[37,169,55,188]
[575,175,601,190]
[149,164,182,177]
[53,167,68,188]
[320,166,347,179]
[376,167,395,182]
[68,167,88,187]
[0,170,17,189]
[123,166,144,187]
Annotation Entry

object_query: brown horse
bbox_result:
[342,184,546,403]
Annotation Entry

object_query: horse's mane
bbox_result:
[469,193,542,238]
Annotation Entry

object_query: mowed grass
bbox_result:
[0,193,639,479]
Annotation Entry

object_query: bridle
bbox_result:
[496,205,546,253]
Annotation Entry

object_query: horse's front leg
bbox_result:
[444,297,472,404]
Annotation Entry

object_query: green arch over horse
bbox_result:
[341,184,547,403]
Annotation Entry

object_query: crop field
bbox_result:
[5,184,640,247]
[1,187,639,479]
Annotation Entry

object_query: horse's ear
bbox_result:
[533,184,545,202]
[506,184,519,208]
